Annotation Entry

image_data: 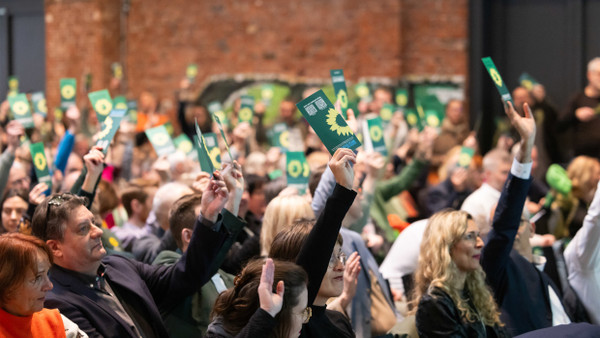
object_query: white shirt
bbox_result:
[460,183,501,238]
[564,181,600,325]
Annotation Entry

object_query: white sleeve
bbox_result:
[61,314,89,338]
[510,157,532,179]
[564,181,600,270]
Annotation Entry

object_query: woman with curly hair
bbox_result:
[413,210,508,337]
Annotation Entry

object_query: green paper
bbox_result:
[395,89,408,108]
[145,125,176,157]
[355,83,370,99]
[296,90,361,155]
[60,78,77,109]
[268,123,290,150]
[330,69,349,119]
[405,108,422,130]
[481,57,513,104]
[31,92,47,117]
[194,120,214,175]
[546,164,571,195]
[29,142,52,190]
[95,109,126,154]
[54,107,64,121]
[519,73,539,91]
[208,101,229,127]
[112,62,123,80]
[88,89,113,123]
[458,147,475,168]
[425,109,441,128]
[268,169,283,180]
[365,117,388,156]
[286,151,310,195]
[8,94,34,128]
[173,134,194,155]
[211,112,233,160]
[379,103,395,124]
[126,100,138,123]
[164,122,174,137]
[186,64,198,83]
[7,76,18,97]
[203,132,222,170]
[113,96,128,111]
[239,95,254,124]
[261,84,275,106]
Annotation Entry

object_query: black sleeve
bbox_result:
[177,100,195,140]
[416,292,466,338]
[234,308,278,338]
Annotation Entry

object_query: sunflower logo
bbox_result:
[94,99,113,116]
[37,99,47,113]
[522,79,533,91]
[287,160,302,178]
[34,153,47,171]
[279,130,290,148]
[490,68,503,87]
[458,152,471,167]
[113,65,123,79]
[186,65,198,78]
[380,107,392,121]
[97,117,113,140]
[239,107,253,122]
[369,125,383,143]
[208,147,222,169]
[61,85,75,100]
[407,113,418,126]
[8,78,18,90]
[396,94,407,107]
[426,113,440,127]
[326,108,352,137]
[12,101,29,116]
[115,102,127,110]
[356,85,369,98]
[337,90,348,108]
[152,133,169,146]
[302,162,310,178]
[178,140,193,154]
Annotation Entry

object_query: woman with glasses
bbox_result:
[207,258,309,338]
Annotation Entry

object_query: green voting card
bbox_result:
[164,121,174,137]
[127,100,138,123]
[296,90,361,155]
[364,117,388,156]
[113,96,128,111]
[239,95,254,124]
[96,109,126,154]
[30,142,52,190]
[8,94,34,128]
[173,134,195,156]
[405,108,422,130]
[268,169,283,180]
[186,64,198,83]
[481,57,513,105]
[355,83,370,99]
[208,101,229,127]
[261,84,275,106]
[425,108,441,128]
[211,112,233,160]
[146,125,176,157]
[286,151,310,195]
[269,123,290,150]
[112,62,123,80]
[203,132,222,170]
[31,92,47,117]
[395,88,408,108]
[458,147,475,168]
[88,89,113,123]
[379,103,395,124]
[60,78,77,109]
[519,73,539,91]
[194,120,214,175]
[7,76,18,97]
[330,69,349,119]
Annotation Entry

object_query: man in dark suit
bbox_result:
[31,168,231,338]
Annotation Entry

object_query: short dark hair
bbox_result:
[169,194,203,250]
[31,193,87,241]
[270,218,342,262]
[308,164,327,197]
[121,187,148,217]
[244,174,268,196]
[0,233,53,304]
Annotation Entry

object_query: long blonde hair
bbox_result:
[260,195,314,256]
[412,210,502,327]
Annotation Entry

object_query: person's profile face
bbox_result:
[58,205,106,273]
[317,243,345,299]
[288,285,309,338]
[2,251,53,316]
[2,196,27,233]
[451,219,483,273]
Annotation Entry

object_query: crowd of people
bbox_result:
[1,57,600,338]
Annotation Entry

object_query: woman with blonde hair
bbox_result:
[260,195,314,256]
[413,209,508,337]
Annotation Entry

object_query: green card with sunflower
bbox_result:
[379,103,395,125]
[7,76,18,97]
[60,78,77,109]
[458,146,475,168]
[173,134,195,157]
[239,95,255,125]
[7,93,34,128]
[145,125,176,157]
[330,69,349,119]
[268,123,290,151]
[481,57,513,105]
[296,90,361,155]
[96,109,126,154]
[186,64,198,83]
[365,117,388,156]
[203,132,222,170]
[88,89,113,123]
[29,142,52,190]
[395,88,408,108]
[286,151,310,195]
[31,92,47,117]
[518,73,539,91]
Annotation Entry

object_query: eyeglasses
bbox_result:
[328,251,347,268]
[42,195,66,239]
[301,307,312,324]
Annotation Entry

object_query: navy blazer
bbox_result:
[45,215,228,338]
[481,173,569,336]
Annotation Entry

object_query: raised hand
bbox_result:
[340,252,361,308]
[65,105,81,132]
[191,171,211,193]
[222,161,244,216]
[200,171,229,223]
[450,167,469,192]
[329,148,357,190]
[5,120,24,154]
[258,258,284,318]
[505,101,536,163]
[29,182,49,205]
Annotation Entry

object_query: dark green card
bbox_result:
[425,108,441,128]
[30,142,52,190]
[60,78,77,109]
[519,73,539,91]
[113,96,128,111]
[355,82,370,99]
[365,117,388,156]
[330,69,349,119]
[112,62,123,80]
[194,120,214,175]
[395,88,408,108]
[207,101,228,127]
[31,92,47,117]
[127,100,138,123]
[145,125,176,157]
[286,151,310,194]
[239,95,254,124]
[268,169,283,180]
[8,94,34,128]
[88,89,113,123]
[458,146,475,168]
[296,90,361,155]
[203,132,222,170]
[261,84,275,106]
[380,103,395,124]
[95,109,126,154]
[405,108,422,130]
[481,57,513,105]
[7,76,18,97]
[173,134,195,156]
[186,64,198,83]
[164,121,174,137]
[211,112,233,160]
[269,122,290,150]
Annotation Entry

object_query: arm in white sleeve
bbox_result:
[566,181,600,270]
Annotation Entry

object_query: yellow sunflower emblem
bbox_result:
[186,66,198,78]
[208,147,222,169]
[239,107,253,122]
[279,130,290,148]
[178,140,193,154]
[380,107,392,121]
[458,153,471,167]
[8,78,18,90]
[426,114,440,127]
[94,98,113,116]
[115,102,128,110]
[11,101,28,116]
[61,85,75,100]
[337,90,348,108]
[369,125,383,143]
[152,133,169,146]
[302,162,310,178]
[396,94,407,107]
[407,114,418,126]
[97,117,113,140]
[34,153,46,171]
[326,108,352,137]
[490,68,503,87]
[37,99,47,113]
[287,160,302,178]
[356,85,369,98]
[522,79,533,91]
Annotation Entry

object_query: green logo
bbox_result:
[95,99,113,116]
[287,160,302,178]
[380,108,392,121]
[458,153,471,167]
[396,94,407,107]
[37,99,48,113]
[326,108,352,136]
[337,90,348,108]
[490,68,503,87]
[279,130,290,148]
[239,107,253,122]
[34,153,47,171]
[61,85,75,100]
[427,114,440,127]
[369,125,383,142]
[12,101,28,116]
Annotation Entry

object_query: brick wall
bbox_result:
[45,0,468,106]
